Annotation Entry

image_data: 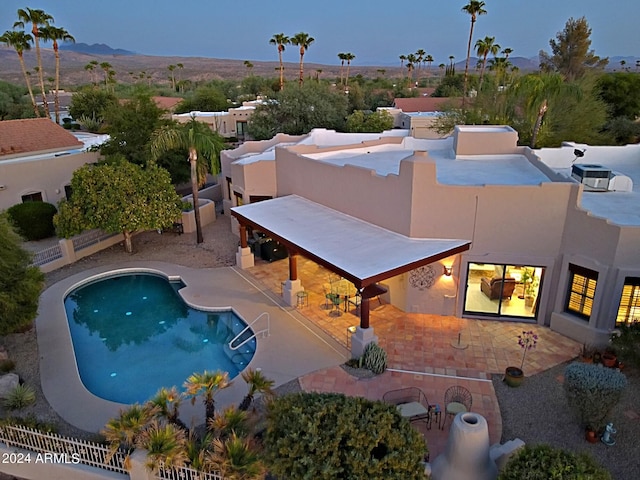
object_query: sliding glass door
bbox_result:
[464,263,543,319]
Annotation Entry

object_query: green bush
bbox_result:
[3,384,36,410]
[564,362,627,432]
[362,342,387,374]
[0,415,58,434]
[499,444,611,480]
[7,202,57,240]
[0,359,16,373]
[610,321,640,368]
[264,392,426,480]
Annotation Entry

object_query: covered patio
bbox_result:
[231,194,471,355]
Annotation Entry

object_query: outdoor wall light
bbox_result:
[443,265,453,276]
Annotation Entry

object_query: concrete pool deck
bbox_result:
[37,261,348,432]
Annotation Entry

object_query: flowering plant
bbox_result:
[518,330,539,370]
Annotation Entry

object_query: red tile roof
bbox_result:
[0,118,82,158]
[392,96,460,112]
[153,96,183,111]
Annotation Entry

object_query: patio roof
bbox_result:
[231,195,471,289]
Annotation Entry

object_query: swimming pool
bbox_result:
[63,273,256,404]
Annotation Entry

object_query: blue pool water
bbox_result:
[63,273,256,404]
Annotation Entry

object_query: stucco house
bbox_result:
[0,118,104,211]
[222,125,639,349]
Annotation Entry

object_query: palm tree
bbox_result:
[425,54,434,76]
[136,420,189,472]
[40,25,74,124]
[168,64,176,90]
[14,8,54,117]
[290,32,314,86]
[406,53,418,83]
[102,403,158,469]
[439,63,446,75]
[238,368,274,411]
[208,405,250,439]
[344,52,355,87]
[99,62,112,88]
[182,370,232,426]
[502,47,513,60]
[147,386,186,429]
[243,60,254,76]
[150,118,225,244]
[0,30,38,115]
[269,33,289,91]
[399,54,407,69]
[461,1,487,103]
[416,48,426,79]
[337,52,347,85]
[206,433,265,480]
[475,36,500,90]
[84,60,98,85]
[176,63,184,92]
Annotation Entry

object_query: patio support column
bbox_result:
[288,252,298,281]
[235,223,254,269]
[360,298,370,329]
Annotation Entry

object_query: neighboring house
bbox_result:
[380,96,461,139]
[172,98,264,141]
[222,126,640,346]
[0,118,104,211]
[153,96,183,117]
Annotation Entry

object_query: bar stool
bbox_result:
[296,291,309,308]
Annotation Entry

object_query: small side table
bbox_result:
[346,325,357,350]
[296,291,309,308]
[429,404,441,431]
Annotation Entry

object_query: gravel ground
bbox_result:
[493,362,639,480]
[2,212,638,480]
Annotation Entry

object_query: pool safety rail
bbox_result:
[229,312,270,351]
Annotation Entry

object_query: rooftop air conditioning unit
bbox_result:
[571,164,611,191]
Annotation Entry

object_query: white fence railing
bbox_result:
[32,244,64,266]
[72,229,118,251]
[157,464,223,480]
[0,424,128,474]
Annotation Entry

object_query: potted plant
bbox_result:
[521,268,538,308]
[601,346,618,368]
[579,344,595,363]
[504,330,538,387]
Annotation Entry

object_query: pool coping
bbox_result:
[37,262,348,432]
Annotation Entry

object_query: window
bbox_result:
[226,177,232,200]
[566,264,598,320]
[234,191,244,206]
[64,185,73,200]
[21,192,43,202]
[249,195,272,204]
[616,277,640,326]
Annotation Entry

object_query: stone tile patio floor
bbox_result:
[247,256,581,459]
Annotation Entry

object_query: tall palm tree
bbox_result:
[269,33,289,91]
[461,1,487,103]
[14,8,54,117]
[475,36,500,90]
[502,47,513,60]
[399,54,407,69]
[425,54,434,76]
[0,30,38,115]
[243,60,253,76]
[415,48,426,79]
[150,118,225,244]
[99,62,112,89]
[290,32,314,86]
[406,53,418,83]
[136,420,189,472]
[337,52,347,85]
[182,370,232,427]
[168,64,176,90]
[40,25,74,124]
[238,368,275,411]
[176,63,184,92]
[344,52,355,87]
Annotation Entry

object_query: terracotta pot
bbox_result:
[602,353,617,368]
[504,366,524,387]
[585,429,598,444]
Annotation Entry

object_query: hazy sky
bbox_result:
[1,0,638,66]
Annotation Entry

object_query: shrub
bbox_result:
[610,321,640,368]
[498,444,611,480]
[0,359,16,373]
[7,202,57,240]
[0,415,58,434]
[3,384,36,410]
[362,342,388,374]
[564,362,627,432]
[264,392,426,480]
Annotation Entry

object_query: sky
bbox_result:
[1,0,638,67]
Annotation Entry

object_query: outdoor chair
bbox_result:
[440,385,472,430]
[383,387,432,428]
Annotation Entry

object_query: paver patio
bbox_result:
[247,256,581,459]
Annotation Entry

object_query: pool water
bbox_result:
[63,273,256,404]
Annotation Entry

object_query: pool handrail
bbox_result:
[229,311,270,351]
